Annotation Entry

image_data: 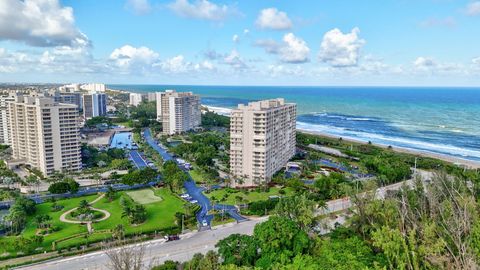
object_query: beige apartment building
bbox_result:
[7,95,81,176]
[0,92,16,145]
[230,98,297,187]
[156,90,201,135]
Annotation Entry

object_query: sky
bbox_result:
[0,0,480,86]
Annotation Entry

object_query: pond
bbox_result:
[110,132,134,149]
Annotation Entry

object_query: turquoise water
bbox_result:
[109,85,480,162]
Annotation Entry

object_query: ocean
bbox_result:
[109,85,480,162]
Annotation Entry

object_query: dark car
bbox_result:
[164,235,180,242]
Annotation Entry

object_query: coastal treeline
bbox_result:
[151,172,480,269]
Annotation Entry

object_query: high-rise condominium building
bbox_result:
[80,83,106,93]
[50,91,83,110]
[129,93,144,106]
[7,95,81,176]
[0,93,16,145]
[156,90,201,135]
[147,92,157,102]
[230,98,297,187]
[83,93,107,119]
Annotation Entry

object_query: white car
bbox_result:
[190,200,198,204]
[202,220,208,227]
[180,194,189,198]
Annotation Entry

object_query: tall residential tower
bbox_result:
[230,98,296,187]
[0,92,16,145]
[83,93,107,119]
[156,90,201,135]
[7,95,81,176]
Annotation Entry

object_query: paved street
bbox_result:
[17,217,268,270]
[129,150,148,169]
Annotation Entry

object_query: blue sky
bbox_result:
[0,0,480,86]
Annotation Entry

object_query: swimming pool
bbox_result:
[110,132,133,149]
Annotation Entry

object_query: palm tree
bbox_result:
[112,224,125,240]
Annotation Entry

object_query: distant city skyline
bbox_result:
[0,0,480,86]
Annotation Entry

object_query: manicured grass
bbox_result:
[91,188,184,235]
[0,188,185,257]
[189,168,207,184]
[126,189,162,204]
[206,186,295,205]
[0,195,97,255]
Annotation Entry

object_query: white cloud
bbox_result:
[109,45,160,72]
[473,57,480,65]
[279,33,310,63]
[256,8,293,30]
[256,33,310,63]
[318,27,365,67]
[232,34,239,43]
[414,57,436,69]
[224,49,247,69]
[0,0,89,47]
[155,55,193,73]
[168,0,231,21]
[413,56,464,75]
[466,1,480,16]
[195,60,215,71]
[0,45,98,74]
[243,29,250,35]
[125,0,151,15]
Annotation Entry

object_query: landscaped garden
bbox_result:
[205,186,295,205]
[0,187,185,258]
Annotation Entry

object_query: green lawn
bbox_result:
[0,188,184,257]
[126,189,162,204]
[92,188,184,235]
[206,186,294,205]
[189,168,207,184]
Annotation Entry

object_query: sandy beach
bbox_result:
[298,129,480,169]
[204,105,480,169]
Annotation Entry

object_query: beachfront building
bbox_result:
[156,90,201,135]
[6,95,81,176]
[230,98,297,187]
[0,93,16,145]
[129,93,144,106]
[83,93,107,119]
[147,92,157,102]
[49,91,83,110]
[80,83,106,93]
[59,83,80,92]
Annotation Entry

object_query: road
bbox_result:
[143,128,246,227]
[17,170,434,269]
[129,150,148,169]
[16,217,268,270]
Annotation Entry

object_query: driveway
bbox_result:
[143,128,247,228]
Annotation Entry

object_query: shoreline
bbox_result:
[203,105,480,169]
[111,95,479,169]
[297,129,480,169]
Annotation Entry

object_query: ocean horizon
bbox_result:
[109,85,480,163]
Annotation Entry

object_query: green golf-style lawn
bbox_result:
[126,189,162,204]
[0,188,184,257]
[206,186,294,205]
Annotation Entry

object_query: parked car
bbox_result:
[164,235,180,242]
[180,194,189,198]
[190,199,198,204]
[202,220,208,227]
